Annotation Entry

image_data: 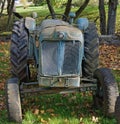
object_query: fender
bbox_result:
[25,17,36,31]
[76,18,89,31]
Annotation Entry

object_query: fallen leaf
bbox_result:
[80,117,83,122]
[41,118,48,124]
[92,116,99,123]
[34,109,39,115]
[40,110,45,114]
[46,108,54,113]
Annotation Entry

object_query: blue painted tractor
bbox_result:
[5,12,119,122]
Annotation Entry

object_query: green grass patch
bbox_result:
[0,32,12,36]
[113,70,120,90]
[0,93,117,124]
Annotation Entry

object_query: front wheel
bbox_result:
[93,68,119,117]
[6,78,22,123]
[115,96,120,123]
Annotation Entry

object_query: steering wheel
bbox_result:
[45,14,67,20]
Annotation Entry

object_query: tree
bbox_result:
[99,0,118,35]
[6,0,15,28]
[46,0,90,20]
[107,0,118,34]
[99,0,106,34]
[63,0,90,20]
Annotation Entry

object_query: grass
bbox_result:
[0,4,120,124]
[0,93,118,124]
[113,70,120,90]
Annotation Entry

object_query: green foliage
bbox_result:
[51,0,67,7]
[32,0,67,7]
[113,70,120,91]
[72,0,85,6]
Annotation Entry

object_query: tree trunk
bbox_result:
[99,0,106,34]
[7,0,11,15]
[0,0,6,17]
[107,0,118,34]
[7,0,15,28]
[46,0,56,19]
[63,0,72,20]
[75,0,90,19]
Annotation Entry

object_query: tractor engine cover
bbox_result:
[39,19,84,77]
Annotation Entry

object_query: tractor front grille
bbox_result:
[41,40,81,76]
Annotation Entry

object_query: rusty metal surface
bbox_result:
[39,19,83,41]
[20,83,97,94]
[40,19,69,29]
[38,77,80,87]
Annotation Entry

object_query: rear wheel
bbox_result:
[93,68,119,117]
[11,19,29,82]
[83,22,99,78]
[6,78,22,123]
[115,96,120,123]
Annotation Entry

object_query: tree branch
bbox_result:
[63,0,72,20]
[75,0,90,19]
[46,0,56,19]
[7,0,15,29]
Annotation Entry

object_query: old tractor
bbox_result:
[5,11,119,122]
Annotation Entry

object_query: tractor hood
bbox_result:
[39,19,83,41]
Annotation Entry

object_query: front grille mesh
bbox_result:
[41,41,58,75]
[41,41,80,76]
[62,41,80,74]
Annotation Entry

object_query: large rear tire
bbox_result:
[93,68,119,117]
[11,19,29,82]
[6,78,22,123]
[115,96,120,123]
[83,22,99,78]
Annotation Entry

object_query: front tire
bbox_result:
[93,68,119,117]
[6,78,22,123]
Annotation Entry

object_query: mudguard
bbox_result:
[25,17,36,31]
[76,18,89,31]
